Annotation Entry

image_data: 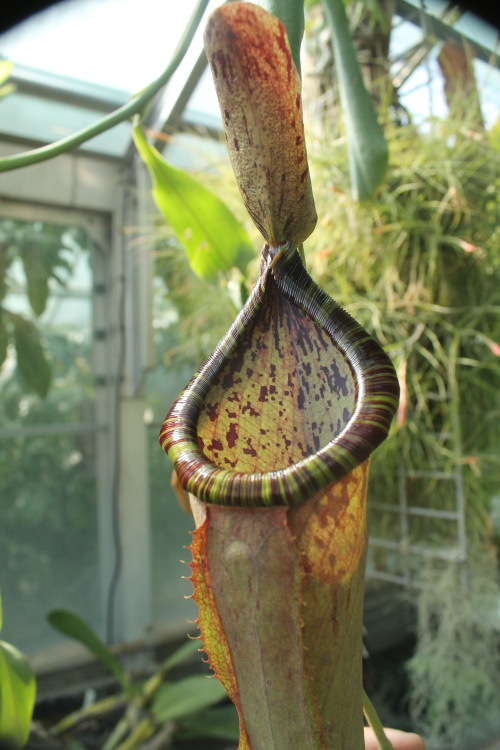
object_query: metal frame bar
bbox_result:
[395,0,500,69]
[367,410,468,588]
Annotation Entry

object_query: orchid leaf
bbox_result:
[20,248,51,317]
[157,637,199,673]
[323,0,388,200]
[204,3,317,247]
[0,640,36,749]
[0,590,36,749]
[151,674,228,724]
[47,609,134,699]
[132,124,253,280]
[18,232,72,317]
[176,705,240,742]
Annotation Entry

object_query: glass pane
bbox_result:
[147,353,199,636]
[149,426,198,636]
[0,90,131,157]
[1,433,100,657]
[0,217,103,661]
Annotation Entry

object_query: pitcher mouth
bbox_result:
[161,245,399,508]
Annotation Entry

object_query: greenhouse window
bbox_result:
[0,201,196,684]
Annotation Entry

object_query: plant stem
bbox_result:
[101,645,197,750]
[112,716,160,750]
[0,0,210,173]
[363,690,395,750]
[51,695,127,735]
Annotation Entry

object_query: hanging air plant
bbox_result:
[161,3,398,749]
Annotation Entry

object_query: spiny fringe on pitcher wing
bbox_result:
[160,246,399,507]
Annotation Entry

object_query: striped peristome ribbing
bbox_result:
[160,244,399,507]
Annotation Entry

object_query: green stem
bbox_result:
[0,0,210,173]
[101,646,195,750]
[112,716,159,750]
[363,690,395,750]
[51,694,127,735]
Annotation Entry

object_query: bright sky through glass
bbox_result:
[0,0,207,94]
[0,0,498,135]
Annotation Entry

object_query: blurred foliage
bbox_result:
[407,555,500,750]
[0,220,84,396]
[0,228,99,651]
[44,612,238,749]
[0,335,98,651]
[305,117,500,552]
[150,155,260,368]
[323,0,388,199]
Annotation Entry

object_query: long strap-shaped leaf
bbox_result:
[323,0,389,200]
[161,243,398,507]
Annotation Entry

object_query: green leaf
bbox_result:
[47,610,133,698]
[132,124,253,280]
[20,247,50,317]
[159,638,199,673]
[323,0,388,200]
[151,674,228,724]
[256,0,305,75]
[11,313,51,397]
[176,704,240,741]
[18,224,73,317]
[0,639,36,749]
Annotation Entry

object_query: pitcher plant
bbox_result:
[160,4,399,749]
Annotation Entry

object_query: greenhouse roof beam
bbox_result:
[396,0,500,69]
